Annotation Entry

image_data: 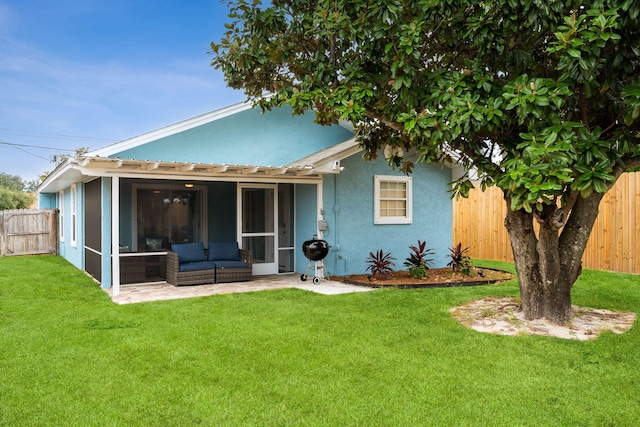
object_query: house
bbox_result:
[38,102,458,294]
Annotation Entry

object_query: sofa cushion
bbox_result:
[215,260,250,269]
[179,260,217,272]
[172,242,206,263]
[208,241,240,261]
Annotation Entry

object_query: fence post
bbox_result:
[48,210,58,254]
[0,211,5,256]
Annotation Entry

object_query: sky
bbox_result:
[0,0,246,182]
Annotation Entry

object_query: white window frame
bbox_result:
[374,175,412,224]
[59,190,65,242]
[70,184,77,247]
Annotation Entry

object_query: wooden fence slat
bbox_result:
[453,172,639,274]
[0,209,58,256]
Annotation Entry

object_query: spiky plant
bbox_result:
[403,240,435,270]
[447,243,471,272]
[366,249,396,280]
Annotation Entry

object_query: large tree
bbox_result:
[0,172,34,210]
[211,0,640,323]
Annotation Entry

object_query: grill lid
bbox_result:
[302,238,329,261]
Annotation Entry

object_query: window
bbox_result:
[70,184,77,246]
[133,185,204,252]
[59,190,64,241]
[374,175,412,224]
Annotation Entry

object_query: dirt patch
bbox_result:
[338,268,513,288]
[450,297,636,340]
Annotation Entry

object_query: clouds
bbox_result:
[0,0,243,181]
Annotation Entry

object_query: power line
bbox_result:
[0,140,51,161]
[0,140,76,152]
[0,127,117,143]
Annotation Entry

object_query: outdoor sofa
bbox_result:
[166,241,252,286]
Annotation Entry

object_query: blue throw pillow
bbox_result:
[208,241,240,261]
[172,242,206,263]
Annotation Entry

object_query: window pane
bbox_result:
[380,199,406,217]
[242,188,274,233]
[242,236,275,264]
[137,189,199,250]
[380,182,406,199]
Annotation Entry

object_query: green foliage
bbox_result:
[365,249,396,280]
[403,240,434,279]
[0,172,27,191]
[211,0,640,214]
[0,172,35,210]
[0,186,34,210]
[408,264,427,280]
[447,243,472,274]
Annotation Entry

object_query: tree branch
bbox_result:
[578,88,591,132]
[612,155,640,182]
[365,109,404,132]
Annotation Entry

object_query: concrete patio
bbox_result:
[105,275,375,304]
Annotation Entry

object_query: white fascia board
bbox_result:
[287,137,360,170]
[88,101,253,158]
[37,165,89,194]
[36,159,73,193]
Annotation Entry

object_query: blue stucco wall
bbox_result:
[295,184,318,273]
[57,184,84,271]
[111,107,353,167]
[38,193,56,209]
[322,153,453,276]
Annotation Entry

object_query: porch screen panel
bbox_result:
[241,187,275,265]
[136,188,200,250]
[84,178,102,281]
[278,183,295,273]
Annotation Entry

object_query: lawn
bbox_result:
[1,256,639,426]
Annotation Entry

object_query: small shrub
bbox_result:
[366,249,396,280]
[447,242,473,274]
[404,240,435,270]
[460,259,475,276]
[408,265,427,280]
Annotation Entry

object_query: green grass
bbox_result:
[1,256,639,426]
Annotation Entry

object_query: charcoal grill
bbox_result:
[301,237,330,284]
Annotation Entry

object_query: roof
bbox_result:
[38,102,359,193]
[90,102,354,166]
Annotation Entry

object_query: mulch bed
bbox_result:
[336,268,514,289]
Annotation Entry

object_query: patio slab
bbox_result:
[105,275,375,304]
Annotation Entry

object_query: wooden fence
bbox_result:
[453,172,640,274]
[0,209,58,256]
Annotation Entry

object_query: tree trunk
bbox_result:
[503,191,604,324]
